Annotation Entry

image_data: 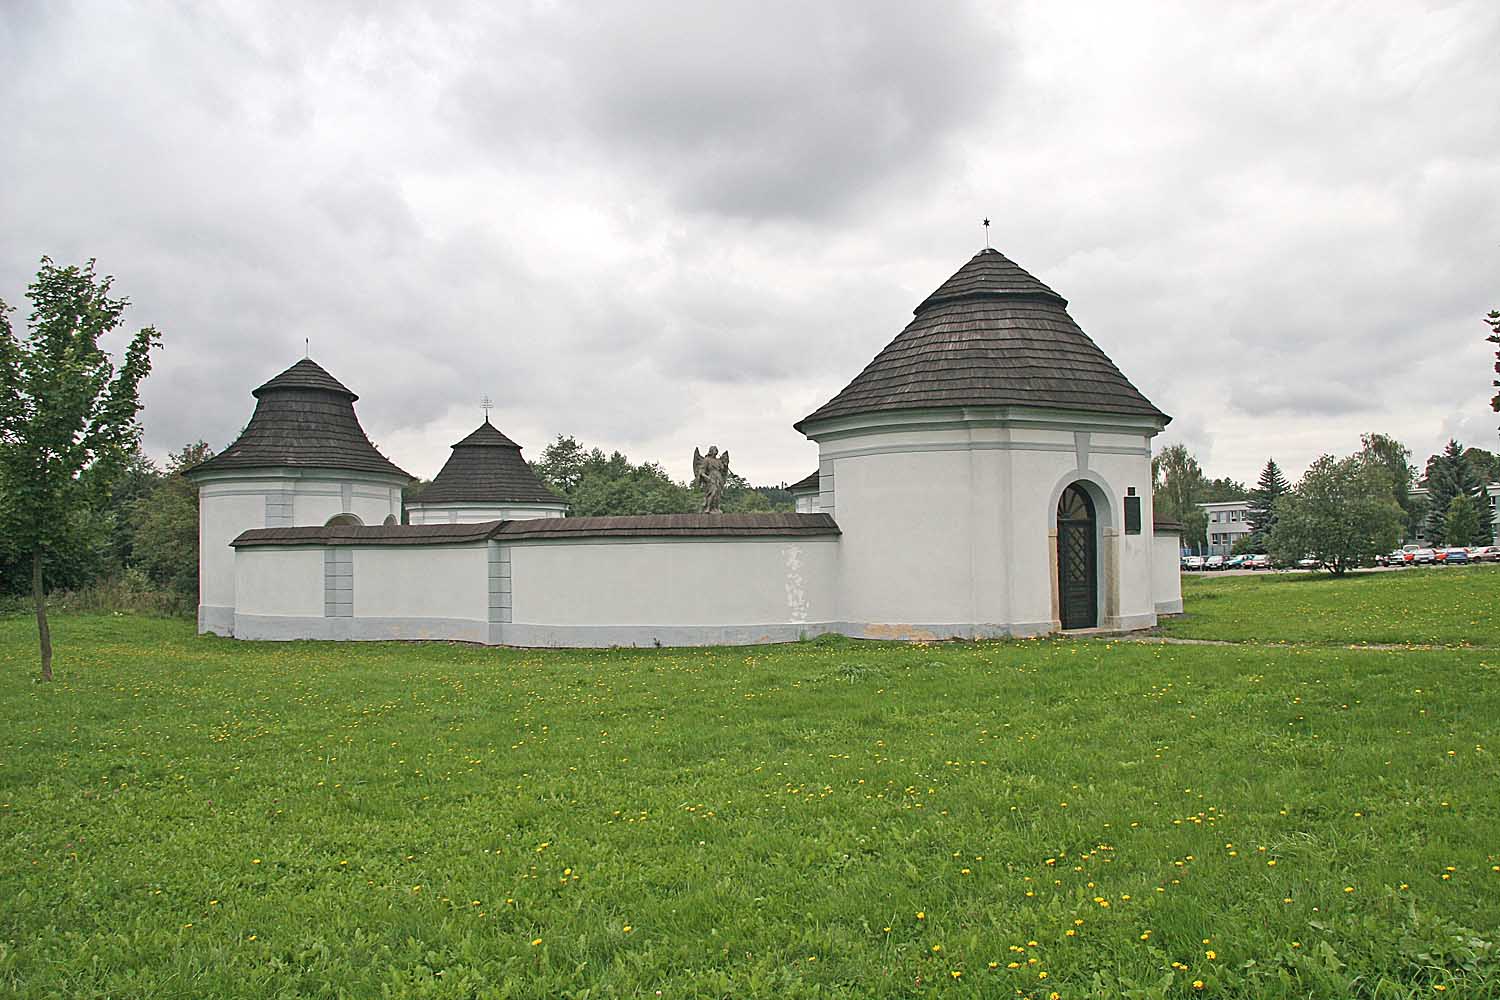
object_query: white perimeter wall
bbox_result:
[1152,532,1184,614]
[234,547,326,618]
[223,535,839,647]
[508,537,838,625]
[352,546,489,622]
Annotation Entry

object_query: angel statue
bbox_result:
[692,445,730,514]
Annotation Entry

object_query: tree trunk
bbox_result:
[32,549,52,682]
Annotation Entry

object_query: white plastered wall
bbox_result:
[1152,531,1184,614]
[352,546,489,623]
[502,537,840,647]
[193,468,407,635]
[234,547,326,619]
[407,503,566,524]
[808,409,1162,638]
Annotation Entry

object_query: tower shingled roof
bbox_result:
[188,359,413,479]
[413,419,566,506]
[795,248,1169,432]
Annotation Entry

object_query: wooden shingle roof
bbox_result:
[188,359,413,480]
[412,420,566,506]
[789,470,820,493]
[795,248,1169,432]
[232,512,840,547]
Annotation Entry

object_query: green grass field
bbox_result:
[2,573,1498,998]
[1166,565,1500,647]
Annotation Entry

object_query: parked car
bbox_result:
[1205,555,1226,571]
[1225,554,1250,570]
[1410,547,1437,565]
[1440,547,1470,565]
[1182,555,1205,571]
[1246,554,1271,570]
[1296,557,1321,569]
[1471,545,1500,563]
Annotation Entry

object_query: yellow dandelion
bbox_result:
[530,938,542,947]
[1206,950,1217,960]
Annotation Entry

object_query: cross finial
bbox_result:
[982,217,991,249]
[480,394,494,421]
[304,337,310,359]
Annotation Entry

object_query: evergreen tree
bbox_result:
[1442,494,1481,550]
[1424,440,1492,545]
[1488,308,1499,432]
[1245,459,1288,544]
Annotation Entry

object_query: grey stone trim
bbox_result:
[234,614,490,643]
[800,406,1167,442]
[1154,600,1184,615]
[818,458,836,514]
[324,548,353,617]
[341,483,354,511]
[490,621,844,648]
[488,543,512,624]
[198,604,235,636]
[222,613,1161,648]
[1074,431,1091,470]
[264,491,293,527]
[821,439,1150,462]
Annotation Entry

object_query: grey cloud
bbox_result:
[4,1,1500,490]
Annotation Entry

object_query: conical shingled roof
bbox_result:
[413,419,566,506]
[188,359,413,479]
[795,248,1169,432]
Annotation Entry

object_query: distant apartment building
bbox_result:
[1200,499,1253,556]
[1409,482,1500,545]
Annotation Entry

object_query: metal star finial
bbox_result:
[982,217,991,249]
[480,394,494,421]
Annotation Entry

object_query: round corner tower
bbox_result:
[184,359,413,635]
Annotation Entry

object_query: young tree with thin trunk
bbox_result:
[0,259,159,681]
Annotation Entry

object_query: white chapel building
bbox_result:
[188,245,1182,645]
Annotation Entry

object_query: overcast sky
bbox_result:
[3,1,1498,487]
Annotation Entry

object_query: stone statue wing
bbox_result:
[720,450,730,480]
[692,447,705,487]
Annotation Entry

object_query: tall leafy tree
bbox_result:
[1268,454,1403,575]
[132,442,213,596]
[0,259,160,680]
[1245,458,1289,542]
[1359,432,1420,539]
[1152,444,1208,551]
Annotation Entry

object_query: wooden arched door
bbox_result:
[1057,484,1098,630]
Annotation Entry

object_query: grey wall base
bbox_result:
[198,605,235,636]
[224,614,1158,647]
[1154,599,1184,615]
[235,614,490,643]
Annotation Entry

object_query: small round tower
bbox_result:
[795,247,1171,637]
[406,420,568,524]
[186,359,413,635]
